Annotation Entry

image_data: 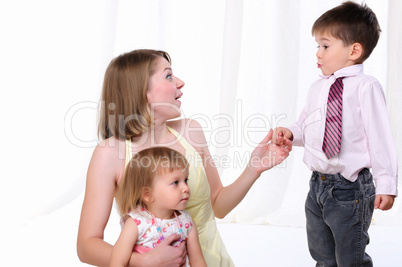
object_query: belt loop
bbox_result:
[311,171,318,181]
[359,168,372,184]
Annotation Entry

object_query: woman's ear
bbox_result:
[350,43,363,61]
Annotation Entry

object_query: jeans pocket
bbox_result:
[331,182,357,202]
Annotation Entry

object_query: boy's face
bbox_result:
[315,31,355,76]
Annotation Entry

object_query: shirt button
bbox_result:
[321,175,326,181]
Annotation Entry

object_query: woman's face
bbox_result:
[147,57,185,121]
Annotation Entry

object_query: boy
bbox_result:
[273,2,398,266]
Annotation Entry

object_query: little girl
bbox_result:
[109,147,206,267]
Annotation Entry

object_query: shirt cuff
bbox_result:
[288,124,304,147]
[375,177,398,197]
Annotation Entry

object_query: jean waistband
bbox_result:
[312,168,370,183]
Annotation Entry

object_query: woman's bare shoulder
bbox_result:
[94,137,126,159]
[89,136,126,181]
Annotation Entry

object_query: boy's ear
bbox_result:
[350,43,363,61]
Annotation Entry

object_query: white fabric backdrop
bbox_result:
[1,0,400,232]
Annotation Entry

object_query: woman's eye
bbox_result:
[167,74,172,80]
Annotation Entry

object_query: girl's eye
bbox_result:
[185,178,189,184]
[323,45,329,49]
[167,74,172,80]
[172,180,179,185]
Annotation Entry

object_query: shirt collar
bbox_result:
[319,64,364,80]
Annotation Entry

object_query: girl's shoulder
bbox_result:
[122,207,151,226]
[177,210,193,221]
[177,210,194,233]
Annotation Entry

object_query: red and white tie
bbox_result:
[322,77,344,159]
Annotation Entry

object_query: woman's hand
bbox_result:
[130,234,187,267]
[249,129,292,176]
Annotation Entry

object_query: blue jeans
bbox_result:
[305,169,375,267]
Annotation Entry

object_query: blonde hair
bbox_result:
[115,147,189,217]
[98,49,171,140]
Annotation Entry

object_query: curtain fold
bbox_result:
[215,0,244,170]
[2,0,400,228]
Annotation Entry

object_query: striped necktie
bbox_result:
[322,77,344,159]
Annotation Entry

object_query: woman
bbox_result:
[77,49,291,266]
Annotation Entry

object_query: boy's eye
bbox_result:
[185,178,189,184]
[172,180,179,185]
[316,45,329,49]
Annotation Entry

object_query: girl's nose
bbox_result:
[183,184,189,193]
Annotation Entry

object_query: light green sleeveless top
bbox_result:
[125,127,234,266]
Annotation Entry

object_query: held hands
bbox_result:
[271,127,397,212]
[249,129,292,175]
[272,127,293,146]
[374,195,395,211]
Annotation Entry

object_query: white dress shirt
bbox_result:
[289,64,398,196]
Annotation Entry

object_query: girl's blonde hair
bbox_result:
[115,147,189,217]
[98,49,171,140]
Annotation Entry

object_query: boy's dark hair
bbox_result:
[312,1,381,63]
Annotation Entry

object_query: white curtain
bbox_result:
[1,0,401,231]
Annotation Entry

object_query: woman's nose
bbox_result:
[176,77,185,89]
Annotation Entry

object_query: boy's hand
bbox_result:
[249,129,292,174]
[272,127,293,146]
[374,195,395,210]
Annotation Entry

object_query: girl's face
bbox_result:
[147,57,185,121]
[149,168,190,219]
[315,31,354,76]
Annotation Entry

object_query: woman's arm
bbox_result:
[77,139,125,266]
[183,119,291,218]
[186,224,207,267]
